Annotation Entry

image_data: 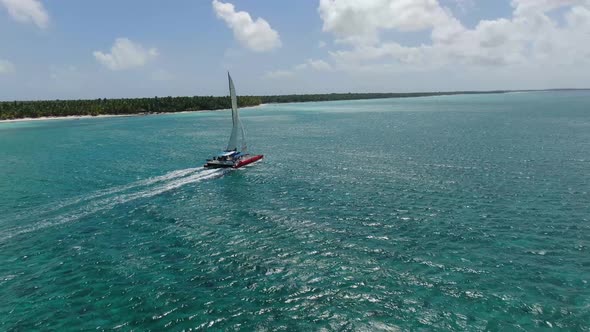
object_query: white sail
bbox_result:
[239,119,247,153]
[204,72,262,169]
[226,73,240,151]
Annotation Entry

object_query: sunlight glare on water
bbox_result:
[0,91,589,330]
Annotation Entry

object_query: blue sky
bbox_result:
[0,0,589,100]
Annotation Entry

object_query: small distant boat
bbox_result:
[204,73,264,169]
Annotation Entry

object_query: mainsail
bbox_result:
[226,73,247,152]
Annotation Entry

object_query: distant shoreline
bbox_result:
[0,104,267,124]
[1,89,587,123]
[0,114,137,123]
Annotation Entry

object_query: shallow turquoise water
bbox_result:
[0,92,589,331]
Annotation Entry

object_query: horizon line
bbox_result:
[1,88,589,103]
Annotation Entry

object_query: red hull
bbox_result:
[233,154,264,168]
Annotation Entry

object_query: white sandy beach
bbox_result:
[0,104,267,124]
[0,114,138,123]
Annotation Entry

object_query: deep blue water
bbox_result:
[1,92,589,330]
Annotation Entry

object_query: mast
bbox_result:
[240,119,247,153]
[226,72,241,151]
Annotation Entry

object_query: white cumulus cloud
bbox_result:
[0,0,49,29]
[266,59,333,79]
[511,0,585,16]
[265,70,295,79]
[317,0,590,73]
[303,59,333,71]
[259,0,590,90]
[212,0,281,52]
[318,0,464,45]
[93,38,158,71]
[0,59,15,73]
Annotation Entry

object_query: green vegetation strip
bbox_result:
[0,91,508,120]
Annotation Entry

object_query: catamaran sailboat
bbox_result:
[204,73,264,169]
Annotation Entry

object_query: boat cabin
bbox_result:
[212,150,241,161]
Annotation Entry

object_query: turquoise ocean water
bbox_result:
[0,91,589,330]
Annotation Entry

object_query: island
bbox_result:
[0,91,511,120]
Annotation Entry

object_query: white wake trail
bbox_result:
[4,167,202,223]
[0,168,228,242]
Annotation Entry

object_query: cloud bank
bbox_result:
[0,59,15,74]
[266,58,333,79]
[269,0,590,87]
[0,0,49,29]
[93,38,158,71]
[212,0,281,52]
[319,0,590,70]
